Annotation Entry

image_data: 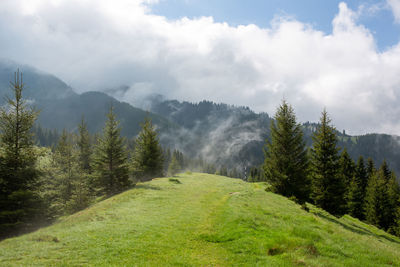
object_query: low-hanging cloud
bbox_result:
[1,0,400,135]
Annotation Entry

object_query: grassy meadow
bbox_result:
[1,173,400,266]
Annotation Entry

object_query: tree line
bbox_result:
[0,71,165,239]
[263,100,400,236]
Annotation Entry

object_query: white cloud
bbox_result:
[0,1,400,134]
[388,0,400,23]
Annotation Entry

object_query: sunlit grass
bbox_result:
[1,173,399,266]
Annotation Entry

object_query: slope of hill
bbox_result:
[1,173,399,266]
[0,60,176,138]
[149,98,400,175]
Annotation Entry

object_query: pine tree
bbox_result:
[364,162,395,230]
[311,109,346,216]
[366,158,376,181]
[386,172,400,234]
[77,117,92,173]
[263,100,309,203]
[347,156,367,220]
[364,171,379,226]
[131,117,164,181]
[54,130,77,207]
[355,156,368,200]
[0,70,42,237]
[339,148,355,190]
[93,106,130,196]
[168,154,181,176]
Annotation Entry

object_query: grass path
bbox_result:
[1,173,400,266]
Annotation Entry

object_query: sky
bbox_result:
[1,0,400,135]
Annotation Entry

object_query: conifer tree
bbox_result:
[366,158,376,181]
[263,100,309,203]
[364,162,394,230]
[347,156,367,220]
[386,172,400,233]
[54,130,77,206]
[77,117,92,173]
[364,171,379,226]
[339,148,355,190]
[131,117,163,181]
[355,156,368,199]
[93,106,130,196]
[0,70,42,237]
[311,109,346,216]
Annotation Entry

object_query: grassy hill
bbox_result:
[1,173,400,266]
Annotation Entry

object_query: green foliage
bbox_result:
[311,109,346,216]
[364,161,400,232]
[93,106,131,196]
[131,117,164,181]
[346,156,367,220]
[263,100,309,202]
[339,148,355,190]
[77,117,92,173]
[0,70,42,238]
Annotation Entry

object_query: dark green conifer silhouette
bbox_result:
[311,109,346,216]
[263,100,309,203]
[93,106,130,196]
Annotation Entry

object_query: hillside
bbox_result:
[1,173,399,266]
[0,60,175,138]
[148,97,400,175]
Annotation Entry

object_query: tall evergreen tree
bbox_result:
[311,109,346,216]
[364,162,396,230]
[54,130,77,206]
[339,148,355,190]
[347,156,367,220]
[263,100,309,203]
[386,172,400,234]
[355,156,368,200]
[0,70,42,237]
[131,117,164,181]
[93,106,130,196]
[366,157,376,181]
[77,117,92,173]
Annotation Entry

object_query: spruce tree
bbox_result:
[364,162,395,230]
[366,158,376,181]
[54,130,77,207]
[364,171,379,226]
[355,156,368,200]
[311,109,346,216]
[77,117,92,173]
[339,148,355,190]
[93,106,130,196]
[386,172,400,233]
[0,70,42,237]
[131,117,164,181]
[347,156,367,220]
[263,100,309,203]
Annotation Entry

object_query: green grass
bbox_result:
[1,173,400,266]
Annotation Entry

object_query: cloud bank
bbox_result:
[1,0,400,134]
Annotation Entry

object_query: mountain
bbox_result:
[148,97,400,175]
[0,60,75,101]
[1,59,400,175]
[1,173,399,266]
[149,97,271,169]
[0,60,174,138]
